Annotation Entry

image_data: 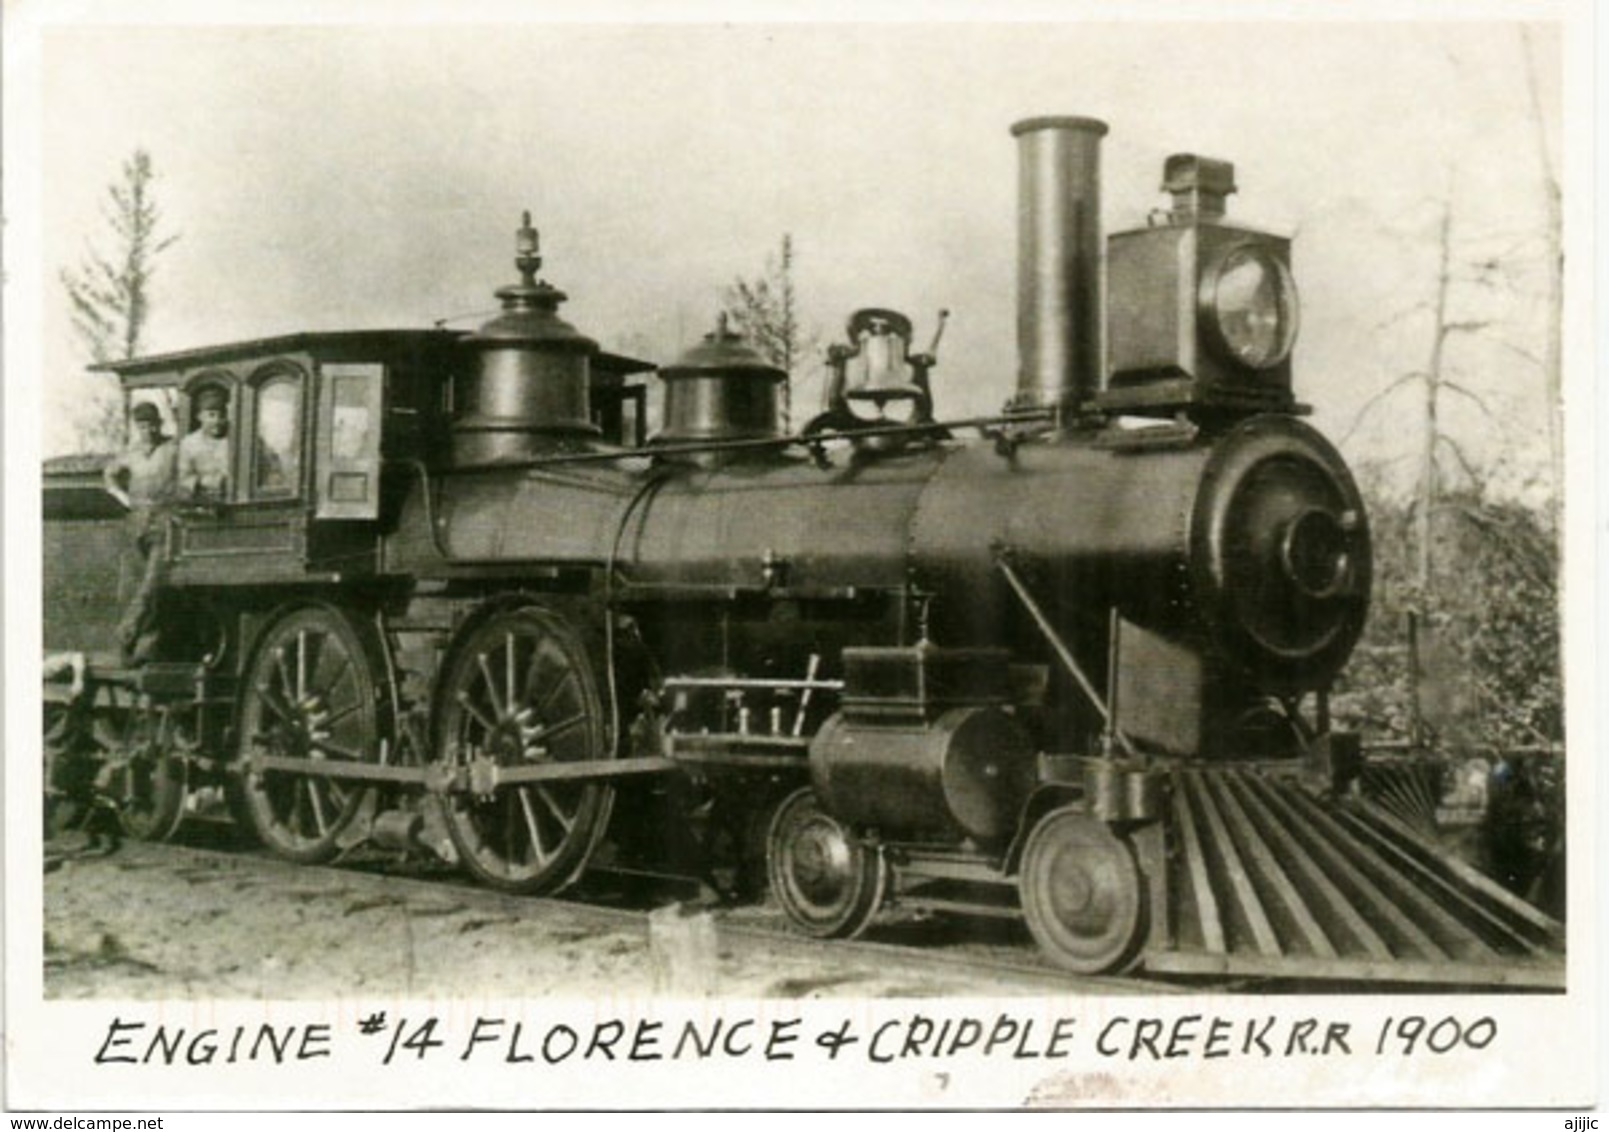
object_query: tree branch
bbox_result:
[1441,379,1497,421]
[1444,501,1557,592]
[1439,319,1492,340]
[1436,433,1485,490]
[1341,372,1425,445]
[1373,300,1433,333]
[1481,336,1544,369]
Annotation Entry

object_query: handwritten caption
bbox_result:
[91,1011,1496,1068]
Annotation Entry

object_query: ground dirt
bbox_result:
[40,828,1119,1001]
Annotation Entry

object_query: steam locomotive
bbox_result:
[43,116,1562,985]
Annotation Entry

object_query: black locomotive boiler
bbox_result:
[43,116,1562,985]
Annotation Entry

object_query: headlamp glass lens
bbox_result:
[1212,246,1298,369]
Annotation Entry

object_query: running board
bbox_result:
[1147,767,1564,989]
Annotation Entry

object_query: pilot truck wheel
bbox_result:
[767,786,888,939]
[1018,805,1146,974]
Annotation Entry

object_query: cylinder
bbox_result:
[1011,115,1108,414]
[809,707,1037,844]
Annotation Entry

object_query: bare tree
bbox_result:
[1520,24,1563,514]
[1341,168,1562,754]
[1347,195,1496,596]
[60,150,179,445]
[725,234,815,431]
[1347,32,1561,552]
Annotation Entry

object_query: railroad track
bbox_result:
[332,840,1195,996]
[46,806,1554,997]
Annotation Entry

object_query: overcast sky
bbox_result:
[9,4,1576,501]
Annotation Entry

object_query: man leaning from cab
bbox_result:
[103,400,177,665]
[178,387,231,498]
[103,400,176,533]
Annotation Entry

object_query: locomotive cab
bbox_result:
[92,324,655,583]
[92,330,459,588]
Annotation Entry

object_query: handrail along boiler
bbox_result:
[42,116,1563,986]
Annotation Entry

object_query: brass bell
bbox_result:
[841,309,925,407]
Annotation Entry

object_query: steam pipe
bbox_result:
[1010,115,1108,416]
[995,551,1136,757]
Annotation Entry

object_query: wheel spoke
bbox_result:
[518,788,552,865]
[532,667,577,720]
[289,776,309,834]
[309,737,365,762]
[532,785,577,834]
[505,633,518,722]
[322,698,364,729]
[273,649,296,704]
[254,686,299,729]
[113,766,136,808]
[455,691,499,737]
[296,630,309,700]
[478,652,506,719]
[305,779,329,837]
[503,790,518,869]
[526,711,586,750]
[521,637,563,705]
[314,651,353,701]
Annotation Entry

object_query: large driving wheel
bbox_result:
[767,787,887,939]
[1018,806,1146,975]
[237,605,386,863]
[436,604,614,894]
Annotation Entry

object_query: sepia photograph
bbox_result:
[3,0,1599,1113]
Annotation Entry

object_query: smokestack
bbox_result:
[1011,115,1107,415]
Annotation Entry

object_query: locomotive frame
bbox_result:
[41,114,1564,989]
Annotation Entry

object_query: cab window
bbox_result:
[315,362,384,520]
[178,373,237,502]
[252,373,302,498]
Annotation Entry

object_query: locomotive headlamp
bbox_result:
[1102,154,1300,417]
[1200,243,1299,371]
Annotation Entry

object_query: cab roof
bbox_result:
[91,328,656,387]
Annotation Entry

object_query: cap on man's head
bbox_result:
[130,402,162,425]
[195,387,228,412]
